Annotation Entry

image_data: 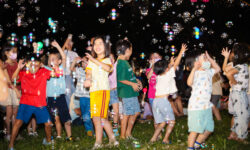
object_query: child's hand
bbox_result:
[85,53,95,62]
[74,57,82,62]
[68,34,73,39]
[18,59,25,69]
[131,82,140,92]
[51,40,60,48]
[205,51,212,61]
[84,79,91,88]
[136,79,143,90]
[180,43,188,53]
[221,47,231,58]
[193,61,201,70]
[170,56,175,66]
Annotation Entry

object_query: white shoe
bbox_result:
[5,134,10,141]
[92,143,103,150]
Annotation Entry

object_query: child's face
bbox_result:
[150,53,161,62]
[6,48,17,60]
[229,51,234,62]
[81,57,88,69]
[93,38,105,56]
[27,61,41,74]
[49,54,61,67]
[196,53,210,70]
[125,47,132,60]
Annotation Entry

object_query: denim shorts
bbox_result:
[188,108,214,133]
[149,98,154,108]
[122,97,140,115]
[16,104,51,124]
[152,98,175,124]
[109,90,119,106]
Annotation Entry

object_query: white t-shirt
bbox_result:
[74,67,90,97]
[155,67,177,96]
[232,64,249,92]
[64,50,78,76]
[188,69,215,111]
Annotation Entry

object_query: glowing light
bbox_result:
[23,36,27,46]
[111,9,117,20]
[194,27,200,39]
[29,33,33,42]
[171,45,175,55]
[140,52,145,59]
[76,0,83,8]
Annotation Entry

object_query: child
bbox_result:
[187,51,220,150]
[211,73,222,121]
[0,45,21,141]
[62,34,79,108]
[70,56,94,136]
[224,43,249,142]
[108,53,119,136]
[116,39,142,140]
[150,44,187,144]
[9,54,53,149]
[46,41,73,140]
[84,36,118,149]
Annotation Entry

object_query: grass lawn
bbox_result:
[0,111,249,150]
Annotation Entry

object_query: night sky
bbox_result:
[0,0,249,63]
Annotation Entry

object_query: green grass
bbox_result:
[0,111,249,150]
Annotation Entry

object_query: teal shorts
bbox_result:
[188,108,214,133]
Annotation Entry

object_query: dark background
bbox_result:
[0,0,249,63]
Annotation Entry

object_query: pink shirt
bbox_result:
[109,62,117,90]
[146,68,157,99]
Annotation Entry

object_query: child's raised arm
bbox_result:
[187,61,200,87]
[51,40,66,68]
[225,68,238,85]
[205,51,221,74]
[62,34,72,51]
[221,47,231,72]
[12,59,25,81]
[70,57,81,72]
[85,53,112,72]
[173,44,188,71]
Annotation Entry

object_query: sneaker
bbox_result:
[16,135,24,141]
[8,147,15,150]
[28,132,33,136]
[127,136,137,141]
[87,131,93,137]
[56,136,62,139]
[42,138,51,145]
[108,140,119,147]
[92,143,103,150]
[33,132,38,136]
[66,136,74,141]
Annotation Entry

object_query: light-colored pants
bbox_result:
[229,91,250,139]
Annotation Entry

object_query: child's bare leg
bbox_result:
[120,115,129,139]
[9,119,23,148]
[5,105,13,136]
[31,118,37,132]
[163,121,175,143]
[103,118,116,141]
[125,112,140,137]
[188,132,198,148]
[12,106,18,127]
[176,96,184,115]
[64,121,72,137]
[112,103,119,127]
[92,117,103,144]
[196,130,211,143]
[44,122,52,142]
[55,116,62,137]
[170,101,181,116]
[150,122,166,142]
[212,106,221,121]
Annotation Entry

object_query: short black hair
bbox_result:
[185,51,203,69]
[25,53,42,62]
[116,39,132,55]
[232,43,250,65]
[49,51,62,60]
[92,35,111,58]
[1,45,16,61]
[153,59,169,75]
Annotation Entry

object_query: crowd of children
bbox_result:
[0,32,249,150]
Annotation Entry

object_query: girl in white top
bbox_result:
[150,44,188,144]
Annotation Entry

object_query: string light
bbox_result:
[29,32,33,43]
[76,0,83,8]
[140,52,145,59]
[23,36,27,46]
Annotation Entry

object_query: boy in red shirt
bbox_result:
[9,54,54,150]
